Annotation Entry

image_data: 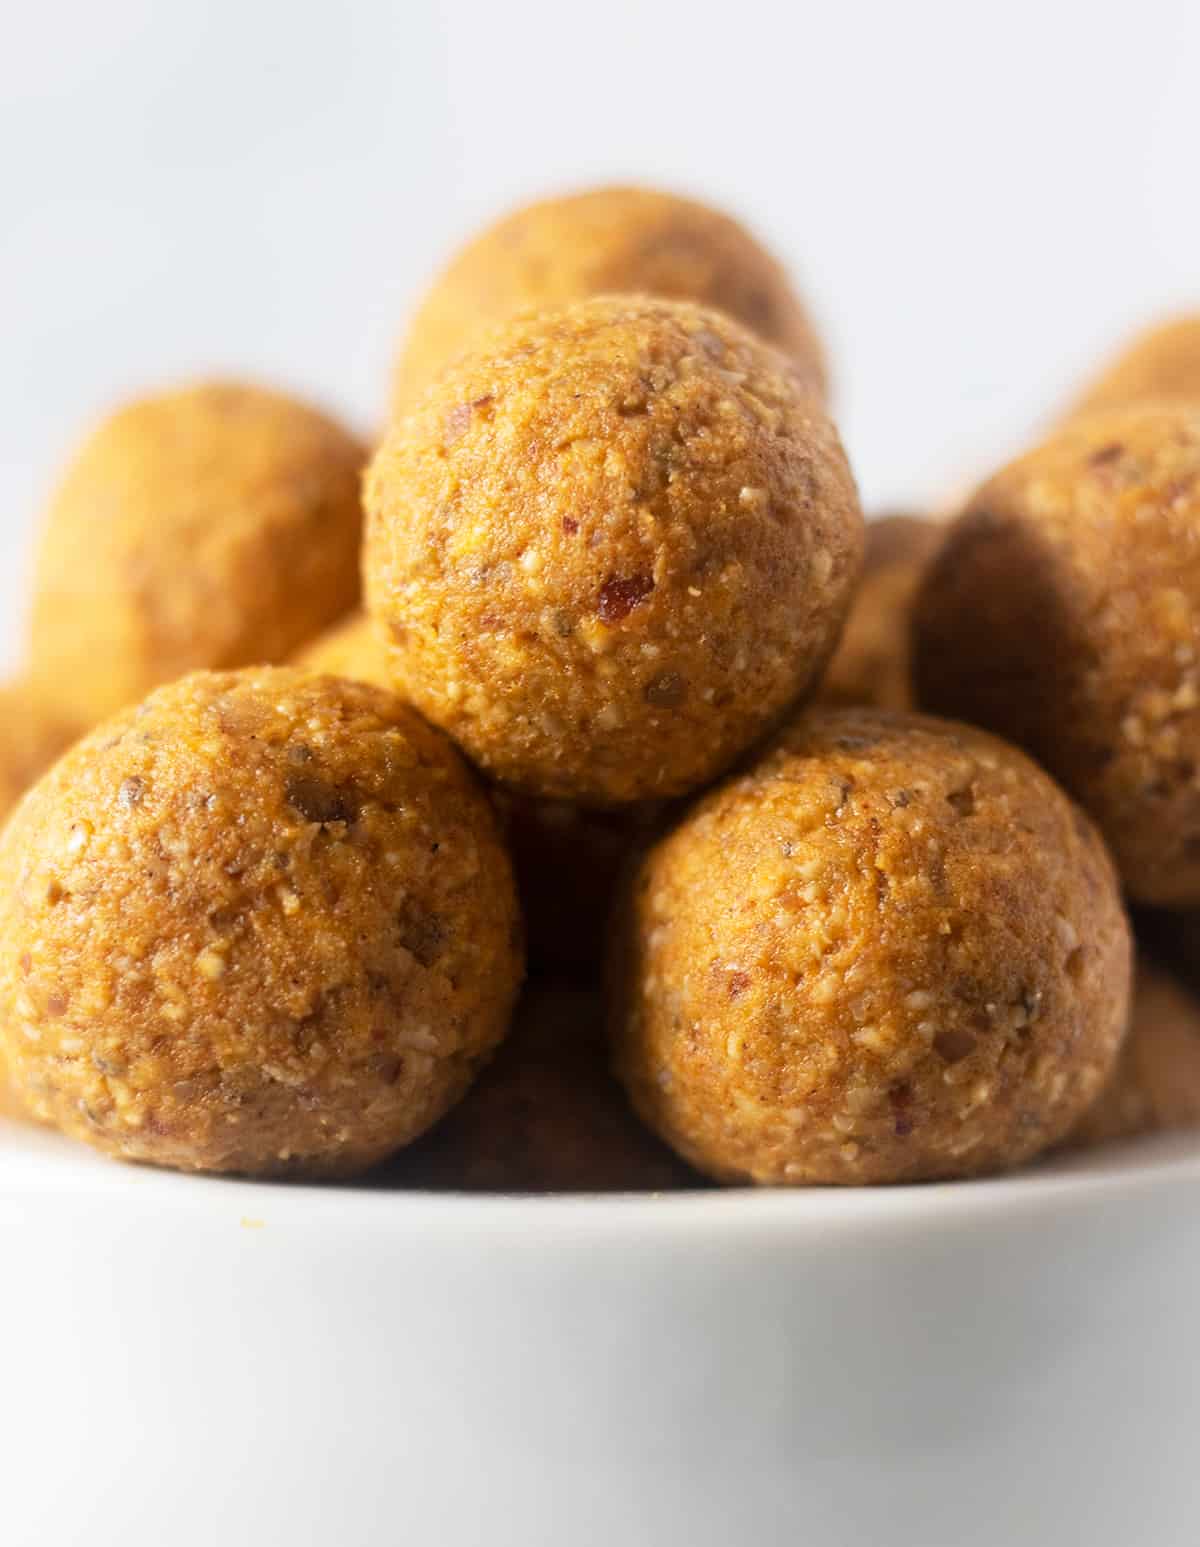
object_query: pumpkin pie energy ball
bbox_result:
[612,708,1131,1185]
[0,668,522,1176]
[1069,315,1200,419]
[818,514,942,712]
[366,296,863,805]
[30,382,366,726]
[405,982,692,1191]
[296,614,668,971]
[914,404,1200,904]
[393,185,827,412]
[1069,958,1200,1149]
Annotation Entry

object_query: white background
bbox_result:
[2,0,1198,666]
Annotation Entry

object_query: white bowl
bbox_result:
[3,1118,1199,1547]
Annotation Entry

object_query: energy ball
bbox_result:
[30,382,367,726]
[0,668,523,1176]
[295,614,668,971]
[612,708,1132,1186]
[0,680,78,823]
[913,403,1200,904]
[818,514,942,712]
[393,185,827,413]
[365,296,863,805]
[404,982,693,1192]
[1069,315,1200,419]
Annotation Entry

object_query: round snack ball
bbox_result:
[393,185,827,413]
[366,296,863,805]
[295,614,669,971]
[404,982,694,1191]
[0,680,79,823]
[1069,315,1200,419]
[0,668,523,1176]
[913,404,1200,904]
[30,382,367,726]
[818,514,943,712]
[612,708,1132,1186]
[1068,957,1200,1149]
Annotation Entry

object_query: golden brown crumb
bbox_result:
[30,381,367,726]
[366,295,863,805]
[393,184,827,413]
[612,707,1131,1185]
[1069,958,1200,1147]
[0,667,523,1176]
[403,981,694,1191]
[914,404,1200,904]
[818,515,943,712]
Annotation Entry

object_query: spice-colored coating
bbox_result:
[404,981,694,1191]
[30,382,367,726]
[818,515,943,712]
[366,296,863,805]
[296,613,668,971]
[1067,957,1200,1148]
[612,708,1132,1186]
[0,668,523,1176]
[0,680,79,824]
[393,185,827,414]
[1069,316,1200,419]
[913,404,1200,904]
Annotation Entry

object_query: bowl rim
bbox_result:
[3,1117,1199,1248]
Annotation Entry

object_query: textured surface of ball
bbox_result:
[0,668,523,1175]
[367,296,863,804]
[393,185,827,411]
[613,708,1131,1185]
[31,382,366,725]
[914,404,1200,904]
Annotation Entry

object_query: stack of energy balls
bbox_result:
[1,185,1198,1189]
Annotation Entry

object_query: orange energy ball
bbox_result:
[366,296,863,805]
[393,185,827,412]
[404,982,694,1192]
[914,403,1200,905]
[296,614,669,972]
[1069,315,1200,419]
[30,381,367,726]
[818,514,943,712]
[1069,958,1200,1149]
[0,668,523,1176]
[613,708,1132,1186]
